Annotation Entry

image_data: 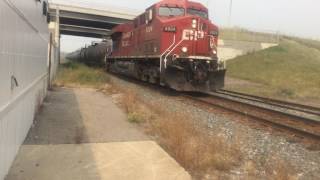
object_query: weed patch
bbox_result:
[55,62,109,88]
[127,112,144,124]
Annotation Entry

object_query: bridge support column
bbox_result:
[55,8,60,65]
[48,8,60,88]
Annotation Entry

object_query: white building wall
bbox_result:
[0,0,49,179]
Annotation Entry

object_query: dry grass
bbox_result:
[242,154,297,180]
[265,158,297,180]
[155,113,241,173]
[115,86,298,179]
[115,87,242,178]
[220,27,280,43]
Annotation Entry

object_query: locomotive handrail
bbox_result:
[206,35,218,50]
[164,38,185,68]
[160,34,176,72]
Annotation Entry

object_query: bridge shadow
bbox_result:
[24,88,89,145]
[7,88,101,179]
[7,86,151,179]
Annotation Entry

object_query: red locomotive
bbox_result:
[107,0,226,92]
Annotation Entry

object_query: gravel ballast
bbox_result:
[108,74,320,180]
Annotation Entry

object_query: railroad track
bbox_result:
[218,89,320,117]
[184,90,320,141]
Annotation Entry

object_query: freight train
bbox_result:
[66,40,111,66]
[67,0,226,92]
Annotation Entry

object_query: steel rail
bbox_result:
[209,91,320,125]
[184,95,320,141]
[219,89,320,116]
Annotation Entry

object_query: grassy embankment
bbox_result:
[220,28,279,43]
[226,38,320,104]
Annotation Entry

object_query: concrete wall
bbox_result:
[0,0,50,179]
[218,39,278,61]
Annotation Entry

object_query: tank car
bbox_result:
[66,49,81,61]
[67,40,111,66]
[81,40,111,66]
[106,0,226,92]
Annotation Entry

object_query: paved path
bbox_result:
[6,88,190,180]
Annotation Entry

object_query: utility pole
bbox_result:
[228,0,233,27]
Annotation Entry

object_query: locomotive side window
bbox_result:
[187,8,208,19]
[159,7,185,17]
[145,9,153,24]
[149,9,153,21]
[134,18,139,28]
[140,14,146,25]
[111,32,122,51]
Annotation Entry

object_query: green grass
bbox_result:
[55,62,109,88]
[220,28,280,43]
[127,112,145,124]
[226,39,320,101]
[285,36,320,51]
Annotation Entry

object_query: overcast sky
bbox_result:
[60,0,320,52]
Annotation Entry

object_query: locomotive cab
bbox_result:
[155,1,220,60]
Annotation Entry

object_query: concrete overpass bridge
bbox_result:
[48,0,139,38]
[46,0,140,76]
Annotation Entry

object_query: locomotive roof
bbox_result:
[153,0,207,11]
[111,0,208,34]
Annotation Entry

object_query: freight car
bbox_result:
[106,0,226,92]
[67,40,111,66]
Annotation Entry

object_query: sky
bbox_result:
[60,0,320,52]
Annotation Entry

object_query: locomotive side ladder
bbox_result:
[159,34,185,85]
[159,34,176,84]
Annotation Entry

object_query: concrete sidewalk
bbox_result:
[6,88,190,180]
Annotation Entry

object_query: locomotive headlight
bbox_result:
[213,50,217,55]
[192,19,197,28]
[181,47,188,53]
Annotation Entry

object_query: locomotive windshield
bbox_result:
[187,8,208,19]
[159,7,185,17]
